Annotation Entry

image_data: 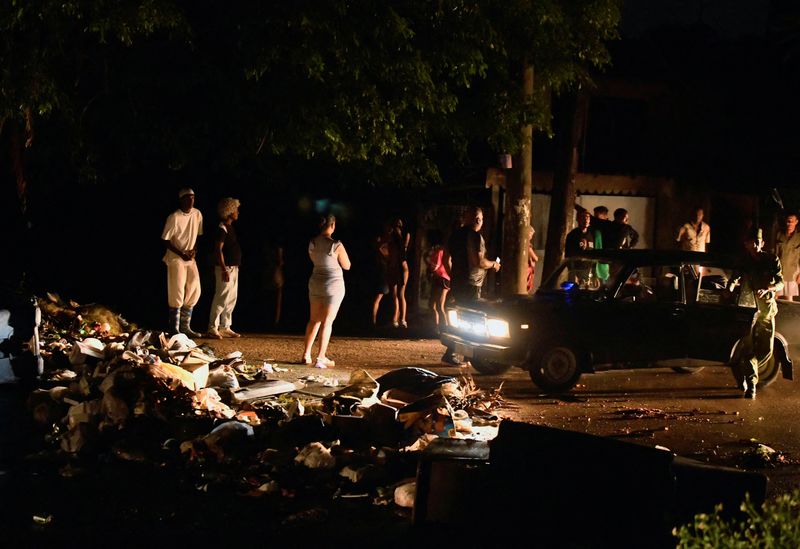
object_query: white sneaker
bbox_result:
[207,327,223,339]
[219,327,242,338]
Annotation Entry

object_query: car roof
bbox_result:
[567,249,741,268]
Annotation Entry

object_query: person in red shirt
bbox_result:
[425,229,450,331]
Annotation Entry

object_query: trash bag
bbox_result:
[376,368,457,399]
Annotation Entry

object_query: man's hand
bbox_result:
[757,288,772,298]
[493,261,501,272]
[222,268,230,282]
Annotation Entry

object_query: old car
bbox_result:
[440,249,797,393]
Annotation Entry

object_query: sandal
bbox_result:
[299,356,312,365]
[315,357,335,368]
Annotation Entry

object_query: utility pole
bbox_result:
[501,62,534,296]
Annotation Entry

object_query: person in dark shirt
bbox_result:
[207,197,243,338]
[565,210,600,257]
[440,206,500,365]
[606,208,640,249]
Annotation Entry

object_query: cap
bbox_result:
[178,188,195,199]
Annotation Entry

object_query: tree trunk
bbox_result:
[501,63,534,296]
[542,92,584,280]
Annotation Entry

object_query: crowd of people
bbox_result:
[159,188,796,390]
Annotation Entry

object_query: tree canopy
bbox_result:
[1,0,621,189]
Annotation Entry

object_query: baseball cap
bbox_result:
[178,188,195,199]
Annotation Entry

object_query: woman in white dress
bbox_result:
[302,215,351,367]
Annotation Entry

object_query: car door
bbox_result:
[595,264,687,363]
[683,264,755,362]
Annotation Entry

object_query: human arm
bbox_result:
[528,245,539,264]
[628,226,640,248]
[337,242,352,270]
[469,234,499,272]
[215,232,229,282]
[675,225,685,246]
[164,240,194,261]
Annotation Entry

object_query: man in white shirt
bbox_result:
[162,188,203,335]
[676,207,711,252]
[776,212,800,300]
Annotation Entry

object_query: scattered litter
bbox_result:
[295,442,336,469]
[394,481,416,508]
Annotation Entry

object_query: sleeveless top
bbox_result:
[308,235,345,300]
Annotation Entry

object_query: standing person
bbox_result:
[207,197,242,339]
[775,212,800,301]
[302,215,351,368]
[565,210,601,257]
[387,217,411,328]
[264,241,285,326]
[370,223,391,327]
[676,207,711,252]
[565,210,603,287]
[425,229,450,332]
[526,226,539,294]
[728,229,783,399]
[162,188,203,336]
[606,208,639,249]
[440,206,500,366]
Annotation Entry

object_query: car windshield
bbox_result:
[544,258,626,293]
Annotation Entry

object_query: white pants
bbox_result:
[779,280,799,299]
[166,258,201,309]
[208,266,239,329]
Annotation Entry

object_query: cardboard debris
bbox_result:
[232,380,296,403]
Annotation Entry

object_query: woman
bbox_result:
[425,229,450,331]
[526,225,539,294]
[302,215,351,368]
[387,217,411,328]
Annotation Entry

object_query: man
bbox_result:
[208,197,242,338]
[565,210,604,287]
[162,188,203,336]
[728,229,783,399]
[775,212,800,301]
[606,208,639,249]
[565,210,601,257]
[440,206,501,365]
[676,207,711,252]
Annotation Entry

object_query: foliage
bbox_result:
[0,0,621,188]
[674,490,800,548]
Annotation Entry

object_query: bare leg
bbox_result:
[317,301,342,360]
[398,282,407,323]
[391,285,400,323]
[274,286,283,325]
[303,300,325,360]
[371,293,383,325]
[438,288,449,328]
[430,298,439,327]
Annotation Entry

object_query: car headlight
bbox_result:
[486,318,510,338]
[447,309,459,326]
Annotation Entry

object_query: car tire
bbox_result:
[469,359,512,375]
[728,339,781,388]
[529,346,582,393]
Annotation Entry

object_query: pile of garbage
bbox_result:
[24,294,508,508]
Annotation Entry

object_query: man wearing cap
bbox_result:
[728,228,783,399]
[162,188,203,336]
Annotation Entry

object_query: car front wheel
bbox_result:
[529,346,582,393]
[469,359,512,375]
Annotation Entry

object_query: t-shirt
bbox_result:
[427,247,450,281]
[214,223,242,267]
[162,208,203,261]
[565,228,598,257]
[449,226,488,288]
[676,222,710,252]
